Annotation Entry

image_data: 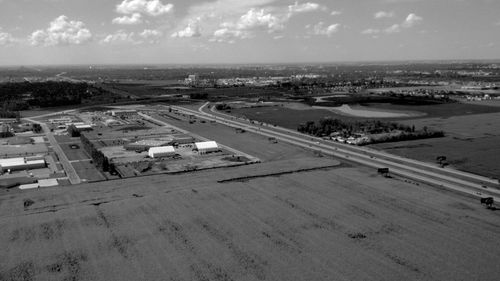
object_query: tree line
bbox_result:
[298,118,444,144]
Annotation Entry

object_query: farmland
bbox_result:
[229,102,500,178]
[1,159,499,281]
[373,112,500,178]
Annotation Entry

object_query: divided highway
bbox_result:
[170,102,500,202]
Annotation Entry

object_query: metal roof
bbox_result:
[148,146,175,154]
[194,141,218,150]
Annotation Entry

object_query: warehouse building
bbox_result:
[194,141,220,154]
[0,157,46,173]
[148,146,176,158]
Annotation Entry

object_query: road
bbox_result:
[23,117,82,185]
[168,102,500,202]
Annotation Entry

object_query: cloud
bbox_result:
[384,24,401,33]
[0,29,16,46]
[29,15,92,46]
[171,21,202,38]
[100,30,137,44]
[330,10,342,16]
[307,22,340,37]
[361,28,380,35]
[402,13,423,28]
[210,28,248,44]
[116,0,173,16]
[363,13,423,35]
[374,11,394,19]
[210,8,285,43]
[288,2,324,16]
[171,0,274,39]
[139,29,163,43]
[112,13,142,25]
[101,29,163,44]
[237,8,284,31]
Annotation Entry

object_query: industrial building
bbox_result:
[109,109,137,117]
[194,141,220,154]
[0,157,46,173]
[148,146,176,158]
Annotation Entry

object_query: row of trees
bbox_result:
[298,118,417,136]
[298,118,444,144]
[0,81,114,111]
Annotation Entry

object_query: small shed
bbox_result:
[194,141,219,154]
[148,146,176,158]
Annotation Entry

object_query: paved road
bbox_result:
[169,102,500,202]
[24,118,82,185]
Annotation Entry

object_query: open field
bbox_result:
[1,158,499,281]
[373,112,500,178]
[231,102,500,130]
[60,143,90,162]
[71,161,106,183]
[151,112,317,162]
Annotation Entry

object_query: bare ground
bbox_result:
[1,157,499,281]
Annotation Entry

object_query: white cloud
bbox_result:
[402,13,423,28]
[236,9,284,32]
[288,2,324,16]
[384,24,401,33]
[112,13,142,25]
[374,11,394,19]
[100,30,137,44]
[307,22,340,37]
[363,13,422,35]
[139,29,163,43]
[116,0,173,16]
[29,15,92,46]
[210,8,285,43]
[0,29,15,46]
[174,0,292,43]
[101,29,162,44]
[171,21,202,38]
[210,28,248,43]
[361,28,380,35]
[330,10,342,16]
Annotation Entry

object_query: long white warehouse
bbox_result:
[194,141,220,154]
[148,146,176,158]
[0,157,46,173]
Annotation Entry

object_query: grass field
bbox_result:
[71,161,106,182]
[372,112,500,178]
[152,113,317,162]
[60,143,90,162]
[230,104,500,178]
[1,159,499,281]
[230,102,500,130]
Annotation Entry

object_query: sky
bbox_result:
[0,0,499,66]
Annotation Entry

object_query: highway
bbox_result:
[169,102,500,202]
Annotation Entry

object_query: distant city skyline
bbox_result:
[0,0,499,66]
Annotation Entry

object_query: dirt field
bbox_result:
[1,158,499,281]
[373,112,500,178]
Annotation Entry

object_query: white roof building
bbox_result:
[0,158,46,173]
[148,146,176,158]
[194,141,219,154]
